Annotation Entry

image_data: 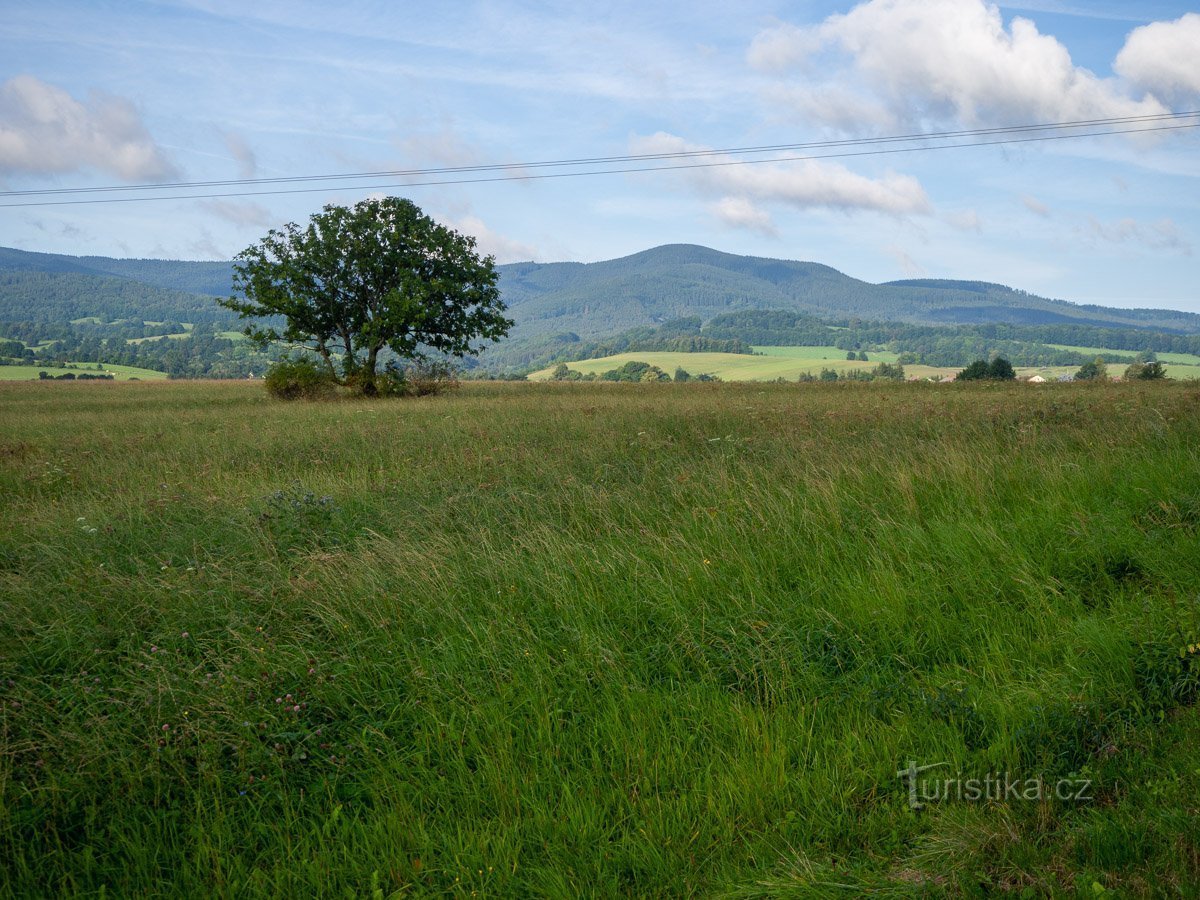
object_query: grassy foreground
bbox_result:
[2,379,1200,896]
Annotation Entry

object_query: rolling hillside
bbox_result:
[498,244,1200,340]
[4,244,1197,339]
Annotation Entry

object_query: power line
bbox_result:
[1,113,1197,209]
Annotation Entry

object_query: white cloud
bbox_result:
[441,214,537,264]
[0,75,176,180]
[1115,14,1200,105]
[222,131,257,179]
[1022,194,1051,217]
[1084,216,1191,255]
[396,122,483,169]
[631,131,930,217]
[712,196,778,236]
[749,0,1168,131]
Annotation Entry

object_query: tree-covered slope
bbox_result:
[498,244,1200,338]
[0,247,234,297]
[0,270,233,325]
[2,243,1197,350]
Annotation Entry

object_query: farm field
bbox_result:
[1046,344,1200,366]
[0,362,168,380]
[532,346,1200,382]
[3,379,1200,895]
[530,347,924,381]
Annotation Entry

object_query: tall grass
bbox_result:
[2,379,1199,896]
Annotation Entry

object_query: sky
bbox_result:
[1,0,1198,311]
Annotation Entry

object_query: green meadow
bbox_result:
[532,345,1200,383]
[2,379,1200,896]
[530,347,914,381]
[0,363,168,381]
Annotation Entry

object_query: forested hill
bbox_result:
[0,247,234,297]
[498,244,1200,338]
[1,243,1198,340]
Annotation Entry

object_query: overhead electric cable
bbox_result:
[0,112,1196,209]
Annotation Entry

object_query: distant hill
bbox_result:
[0,247,234,297]
[0,270,233,325]
[497,244,1200,339]
[1,243,1197,341]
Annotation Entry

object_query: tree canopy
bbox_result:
[220,197,512,394]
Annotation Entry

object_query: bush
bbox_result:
[382,358,460,397]
[956,357,1015,381]
[1125,361,1167,380]
[264,357,337,400]
[1076,356,1108,381]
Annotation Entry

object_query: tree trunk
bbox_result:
[362,345,379,396]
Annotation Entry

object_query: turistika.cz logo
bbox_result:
[896,761,1093,810]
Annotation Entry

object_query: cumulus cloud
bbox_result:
[1115,13,1200,105]
[0,75,176,180]
[749,0,1168,131]
[441,214,537,264]
[222,131,257,179]
[631,131,930,221]
[1084,216,1191,255]
[712,197,778,236]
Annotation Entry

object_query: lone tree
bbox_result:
[220,197,512,395]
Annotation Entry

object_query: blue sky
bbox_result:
[1,0,1198,311]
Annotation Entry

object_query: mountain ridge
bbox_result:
[1,243,1197,336]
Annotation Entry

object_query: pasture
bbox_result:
[2,379,1200,896]
[0,362,168,381]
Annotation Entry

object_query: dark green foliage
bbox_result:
[263,357,338,400]
[956,357,1015,381]
[220,197,511,396]
[1076,356,1109,381]
[988,357,1016,380]
[1125,361,1167,380]
[956,359,992,381]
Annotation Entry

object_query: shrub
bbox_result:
[1125,361,1167,380]
[382,358,460,397]
[263,357,338,400]
[1075,356,1108,381]
[956,360,991,381]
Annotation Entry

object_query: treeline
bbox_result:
[0,321,279,378]
[548,361,720,383]
[480,317,752,373]
[698,310,1197,368]
[0,271,232,324]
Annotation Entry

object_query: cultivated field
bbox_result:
[2,379,1200,896]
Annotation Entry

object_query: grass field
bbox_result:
[532,346,1200,383]
[3,379,1200,895]
[1046,344,1200,367]
[529,347,915,381]
[0,363,168,381]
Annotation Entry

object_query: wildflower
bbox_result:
[181,631,189,639]
[161,724,170,731]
